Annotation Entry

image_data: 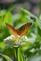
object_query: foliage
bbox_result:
[0,8,41,61]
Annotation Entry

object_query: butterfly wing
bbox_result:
[6,23,18,36]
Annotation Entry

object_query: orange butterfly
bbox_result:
[6,23,32,37]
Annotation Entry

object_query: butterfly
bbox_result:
[6,23,32,37]
[4,23,32,45]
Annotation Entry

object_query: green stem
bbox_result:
[14,47,24,61]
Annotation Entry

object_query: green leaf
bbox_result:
[0,27,10,41]
[20,8,37,18]
[0,42,6,49]
[37,15,41,29]
[0,11,13,29]
[21,42,32,52]
[4,11,13,25]
[38,27,41,36]
[0,54,13,61]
